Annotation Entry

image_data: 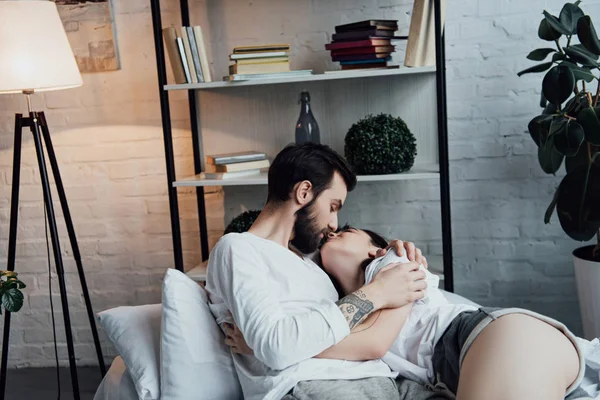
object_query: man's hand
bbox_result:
[369,240,428,269]
[369,261,426,309]
[223,322,253,355]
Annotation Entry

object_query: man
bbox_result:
[206,143,428,400]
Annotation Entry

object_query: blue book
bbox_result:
[339,57,391,65]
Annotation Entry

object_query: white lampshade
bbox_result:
[0,0,83,94]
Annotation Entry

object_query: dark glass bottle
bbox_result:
[295,91,320,144]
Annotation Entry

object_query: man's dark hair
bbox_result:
[267,143,357,204]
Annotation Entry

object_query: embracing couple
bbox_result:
[206,144,588,400]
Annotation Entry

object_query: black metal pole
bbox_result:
[179,0,210,260]
[150,0,185,271]
[30,112,80,399]
[0,114,25,399]
[434,0,454,292]
[38,113,106,377]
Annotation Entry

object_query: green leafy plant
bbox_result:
[518,1,600,260]
[0,271,26,313]
[224,210,261,234]
[344,113,417,175]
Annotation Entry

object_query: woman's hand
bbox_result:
[223,321,253,355]
[369,239,428,269]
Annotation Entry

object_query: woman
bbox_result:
[315,226,587,400]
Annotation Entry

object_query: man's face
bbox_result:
[291,172,348,253]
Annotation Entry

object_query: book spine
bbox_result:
[325,39,390,51]
[186,26,204,82]
[339,58,389,65]
[210,155,266,165]
[180,27,198,84]
[192,26,212,82]
[176,36,192,83]
[162,27,187,84]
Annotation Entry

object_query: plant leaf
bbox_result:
[545,187,560,224]
[517,61,554,77]
[554,120,585,156]
[561,60,597,82]
[571,43,600,60]
[557,164,600,241]
[539,18,563,41]
[544,11,572,35]
[527,48,557,61]
[577,107,600,145]
[564,46,600,67]
[528,115,552,146]
[538,134,565,174]
[560,3,585,34]
[566,146,590,172]
[542,65,576,106]
[540,91,547,108]
[577,15,600,55]
[1,288,23,313]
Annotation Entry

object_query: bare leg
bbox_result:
[457,314,579,400]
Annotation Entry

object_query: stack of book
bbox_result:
[203,151,270,180]
[325,20,407,71]
[225,44,313,82]
[163,26,212,84]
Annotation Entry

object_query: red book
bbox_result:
[332,53,392,62]
[325,38,391,51]
[331,46,395,56]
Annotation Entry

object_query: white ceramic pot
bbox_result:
[573,245,600,340]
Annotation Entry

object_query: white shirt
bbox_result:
[206,233,395,400]
[365,251,478,385]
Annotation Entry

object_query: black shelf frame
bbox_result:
[149,0,454,292]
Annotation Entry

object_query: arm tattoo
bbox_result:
[336,290,375,330]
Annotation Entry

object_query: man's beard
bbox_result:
[291,200,329,254]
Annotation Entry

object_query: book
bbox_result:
[192,25,212,82]
[180,27,198,84]
[162,27,187,84]
[214,159,270,173]
[233,44,290,53]
[186,26,204,82]
[176,36,192,83]
[332,53,392,62]
[339,58,390,65]
[224,70,313,82]
[405,0,446,67]
[229,61,290,75]
[341,62,388,70]
[332,28,402,41]
[236,56,289,65]
[331,46,395,56]
[207,151,267,165]
[202,169,264,180]
[335,20,398,33]
[230,51,288,60]
[325,39,391,51]
[323,66,399,74]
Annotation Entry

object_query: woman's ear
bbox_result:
[368,247,381,258]
[293,180,314,206]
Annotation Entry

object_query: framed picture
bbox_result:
[53,0,120,72]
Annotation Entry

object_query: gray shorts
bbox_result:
[431,307,587,399]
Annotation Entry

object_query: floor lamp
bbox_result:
[0,2,106,399]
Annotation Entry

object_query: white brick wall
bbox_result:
[0,0,594,367]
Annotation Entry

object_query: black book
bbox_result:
[332,28,406,41]
[335,20,398,33]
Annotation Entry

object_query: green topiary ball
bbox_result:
[224,210,261,234]
[344,113,417,175]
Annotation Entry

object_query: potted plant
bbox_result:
[518,1,600,339]
[0,271,26,313]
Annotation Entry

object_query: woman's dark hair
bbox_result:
[326,224,388,298]
[267,143,357,204]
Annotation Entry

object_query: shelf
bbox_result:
[173,165,440,187]
[186,257,445,283]
[164,66,436,91]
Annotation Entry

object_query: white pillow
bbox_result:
[161,268,242,400]
[97,304,161,400]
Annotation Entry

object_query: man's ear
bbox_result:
[293,180,314,206]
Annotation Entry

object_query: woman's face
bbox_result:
[320,228,379,282]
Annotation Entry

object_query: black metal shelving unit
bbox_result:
[149,0,454,292]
